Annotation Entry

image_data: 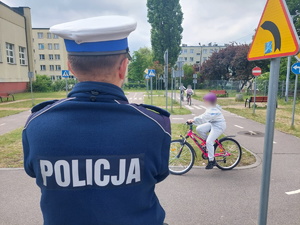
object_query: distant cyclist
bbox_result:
[179,84,186,101]
[186,85,194,105]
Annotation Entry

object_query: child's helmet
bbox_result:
[203,93,217,103]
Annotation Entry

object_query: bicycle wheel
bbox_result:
[214,138,242,170]
[169,140,195,175]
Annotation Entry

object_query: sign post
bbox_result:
[148,69,156,105]
[291,62,300,127]
[193,74,197,94]
[285,56,292,101]
[247,0,300,224]
[252,67,262,114]
[164,50,168,111]
[177,61,184,108]
[62,70,70,96]
[28,72,34,106]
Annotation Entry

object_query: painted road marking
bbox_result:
[138,98,142,100]
[129,98,132,100]
[0,123,5,126]
[185,105,194,110]
[134,98,137,100]
[273,141,277,144]
[172,118,184,120]
[249,131,257,135]
[200,106,207,110]
[194,106,202,110]
[235,125,244,129]
[133,93,137,98]
[285,189,300,195]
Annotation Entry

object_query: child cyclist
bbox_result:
[187,93,226,169]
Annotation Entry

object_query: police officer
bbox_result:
[23,16,171,225]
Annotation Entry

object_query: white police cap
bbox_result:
[50,16,137,56]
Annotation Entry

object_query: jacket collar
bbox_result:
[68,82,128,102]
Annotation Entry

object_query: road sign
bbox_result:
[28,72,34,79]
[193,79,197,84]
[144,74,150,79]
[291,62,300,75]
[148,69,156,77]
[248,0,300,61]
[193,74,197,78]
[252,67,262,76]
[295,53,300,62]
[62,70,70,78]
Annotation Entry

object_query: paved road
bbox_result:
[0,93,299,225]
[0,111,30,135]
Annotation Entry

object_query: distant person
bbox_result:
[186,85,194,99]
[179,84,186,101]
[22,16,171,225]
[187,93,226,169]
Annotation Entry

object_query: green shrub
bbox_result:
[32,75,52,92]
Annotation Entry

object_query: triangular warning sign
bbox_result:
[63,71,68,76]
[248,0,300,61]
[149,71,155,76]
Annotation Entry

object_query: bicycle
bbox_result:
[187,94,192,106]
[169,123,242,175]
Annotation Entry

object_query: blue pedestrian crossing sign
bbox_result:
[291,62,300,75]
[148,69,156,77]
[144,74,150,79]
[62,70,70,78]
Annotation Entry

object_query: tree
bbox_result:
[32,75,52,92]
[200,44,269,91]
[128,47,153,82]
[147,0,183,66]
[182,64,195,86]
[286,0,300,36]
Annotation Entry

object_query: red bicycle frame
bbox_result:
[183,126,231,158]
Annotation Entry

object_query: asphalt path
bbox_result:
[0,93,299,225]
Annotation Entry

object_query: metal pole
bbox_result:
[179,75,182,108]
[253,77,257,114]
[291,74,298,127]
[285,56,291,102]
[65,78,68,97]
[30,77,34,106]
[164,50,168,111]
[171,68,174,111]
[258,57,281,225]
[150,77,153,105]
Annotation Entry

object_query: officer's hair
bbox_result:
[68,54,127,75]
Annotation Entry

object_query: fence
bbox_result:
[202,79,300,98]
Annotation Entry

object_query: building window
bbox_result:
[54,44,60,50]
[184,57,187,61]
[55,65,61,71]
[56,75,62,80]
[39,54,45,60]
[203,57,207,61]
[183,49,187,54]
[19,46,27,65]
[50,75,55,81]
[203,49,207,54]
[196,61,200,64]
[38,43,44,50]
[49,65,54,71]
[178,57,183,61]
[196,53,200,55]
[47,33,52,39]
[53,34,59,39]
[210,49,214,53]
[190,49,194,53]
[49,54,54,60]
[6,43,15,64]
[55,54,60,60]
[48,44,53,50]
[38,32,44,39]
[40,65,46,71]
[190,57,194,62]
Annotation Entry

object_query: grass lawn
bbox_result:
[0,110,24,118]
[0,99,46,109]
[171,124,256,167]
[144,96,191,115]
[0,128,23,168]
[12,91,66,100]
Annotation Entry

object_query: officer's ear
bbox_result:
[118,57,128,80]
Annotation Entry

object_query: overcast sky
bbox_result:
[3,0,266,51]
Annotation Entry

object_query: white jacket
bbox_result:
[193,105,225,125]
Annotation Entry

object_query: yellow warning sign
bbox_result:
[296,52,300,61]
[248,0,300,61]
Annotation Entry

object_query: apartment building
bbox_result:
[0,2,33,93]
[32,28,72,80]
[178,43,227,66]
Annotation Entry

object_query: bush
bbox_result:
[32,75,52,92]
[52,79,76,91]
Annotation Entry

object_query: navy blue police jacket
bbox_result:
[22,82,171,225]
